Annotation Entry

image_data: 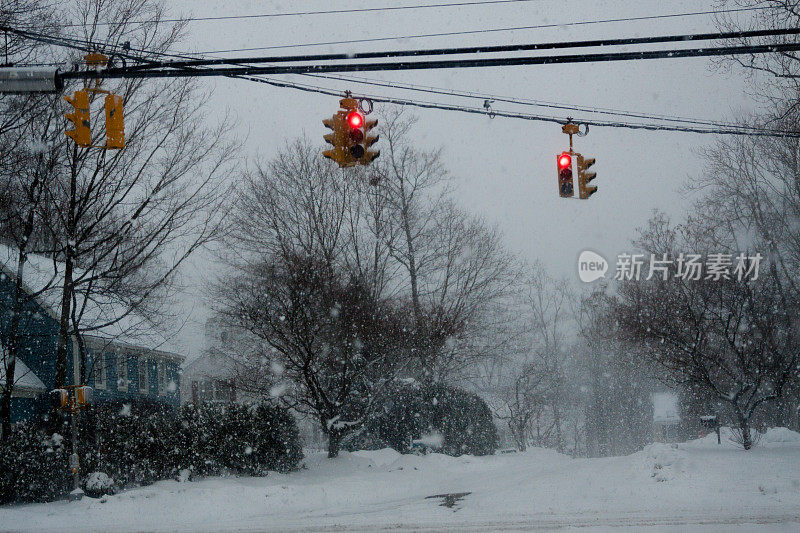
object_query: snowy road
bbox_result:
[1,430,799,532]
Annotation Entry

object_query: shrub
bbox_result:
[177,402,303,476]
[0,423,70,504]
[357,381,498,456]
[1,398,303,503]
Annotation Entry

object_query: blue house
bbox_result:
[0,244,184,425]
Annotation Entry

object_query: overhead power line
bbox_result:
[119,28,800,71]
[57,42,800,80]
[181,6,772,55]
[5,23,799,138]
[58,0,541,27]
[303,73,772,131]
[6,23,779,134]
[234,74,800,138]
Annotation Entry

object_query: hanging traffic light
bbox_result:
[63,89,91,147]
[104,94,125,149]
[557,151,574,198]
[577,154,597,199]
[323,97,379,168]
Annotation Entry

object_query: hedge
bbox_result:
[0,400,303,504]
[352,381,498,456]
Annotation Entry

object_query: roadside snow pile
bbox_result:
[351,448,403,467]
[760,427,800,446]
[681,426,800,449]
[681,426,741,448]
[636,443,687,482]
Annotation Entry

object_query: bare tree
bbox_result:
[713,0,800,106]
[574,286,655,457]
[615,212,799,449]
[216,139,416,457]
[35,0,236,388]
[478,265,572,452]
[371,108,519,380]
[218,253,410,458]
[0,108,62,438]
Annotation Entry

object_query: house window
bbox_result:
[192,379,235,403]
[94,353,107,390]
[116,353,128,391]
[215,380,234,402]
[157,360,167,395]
[139,358,149,395]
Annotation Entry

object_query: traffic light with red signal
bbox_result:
[346,110,366,159]
[323,98,379,168]
[557,151,574,198]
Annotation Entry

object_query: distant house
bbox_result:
[181,317,242,404]
[181,316,327,450]
[182,352,238,404]
[0,244,184,426]
[652,391,682,443]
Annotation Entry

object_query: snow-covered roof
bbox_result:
[183,350,236,378]
[652,392,680,423]
[0,358,46,392]
[0,243,185,361]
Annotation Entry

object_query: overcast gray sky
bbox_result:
[167,0,765,359]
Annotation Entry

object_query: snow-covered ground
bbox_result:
[2,428,799,532]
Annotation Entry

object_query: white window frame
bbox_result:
[94,352,107,390]
[157,360,166,395]
[138,357,149,395]
[116,352,128,392]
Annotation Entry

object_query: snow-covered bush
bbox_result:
[178,401,303,476]
[85,399,177,487]
[357,382,498,456]
[0,423,70,504]
[83,472,114,497]
[2,399,302,503]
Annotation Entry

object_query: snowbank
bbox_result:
[2,440,799,531]
[761,427,800,446]
[682,426,800,449]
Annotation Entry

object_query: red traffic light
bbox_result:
[347,111,364,129]
[558,152,571,170]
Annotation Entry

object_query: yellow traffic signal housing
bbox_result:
[63,89,91,147]
[323,97,379,168]
[76,386,93,406]
[360,118,380,165]
[323,112,358,168]
[577,154,597,199]
[557,151,574,198]
[104,94,125,149]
